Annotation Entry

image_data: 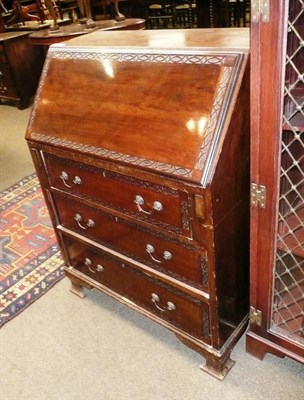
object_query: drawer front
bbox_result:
[54,194,208,289]
[0,80,17,98]
[0,52,8,65]
[0,66,12,80]
[64,236,211,342]
[45,153,192,237]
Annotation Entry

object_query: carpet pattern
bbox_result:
[0,174,64,327]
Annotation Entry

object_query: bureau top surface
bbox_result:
[51,28,249,51]
[26,29,249,184]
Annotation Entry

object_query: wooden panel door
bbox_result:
[246,0,304,362]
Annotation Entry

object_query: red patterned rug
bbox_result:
[0,174,64,327]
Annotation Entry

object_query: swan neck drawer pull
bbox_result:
[60,171,71,187]
[84,258,104,273]
[146,244,172,264]
[74,213,95,230]
[60,171,82,187]
[151,293,176,312]
[84,258,96,273]
[134,195,163,215]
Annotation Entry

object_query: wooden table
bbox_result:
[29,18,145,51]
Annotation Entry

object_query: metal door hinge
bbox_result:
[250,306,262,326]
[251,183,266,208]
[251,0,270,23]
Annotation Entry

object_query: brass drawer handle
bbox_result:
[151,293,176,312]
[134,195,163,215]
[0,84,7,94]
[84,258,104,273]
[146,244,172,264]
[74,213,95,230]
[60,171,82,188]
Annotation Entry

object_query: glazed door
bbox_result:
[271,0,303,347]
[247,0,304,362]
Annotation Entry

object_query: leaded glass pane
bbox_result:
[270,0,304,345]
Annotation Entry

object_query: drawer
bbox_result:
[0,80,17,98]
[44,153,192,237]
[0,52,8,64]
[0,66,13,80]
[64,236,211,343]
[54,194,208,290]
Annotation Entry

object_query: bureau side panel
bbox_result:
[210,61,250,346]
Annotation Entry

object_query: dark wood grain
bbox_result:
[44,153,192,236]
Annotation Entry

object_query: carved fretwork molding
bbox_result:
[49,49,230,66]
[32,133,192,178]
[47,153,179,196]
[202,311,211,337]
[201,256,209,287]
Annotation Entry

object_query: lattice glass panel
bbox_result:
[270,0,304,344]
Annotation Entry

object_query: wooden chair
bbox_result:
[59,0,79,22]
[223,0,249,27]
[173,0,194,28]
[5,0,63,26]
[90,0,125,21]
[146,0,173,29]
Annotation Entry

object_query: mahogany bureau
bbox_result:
[25,28,250,379]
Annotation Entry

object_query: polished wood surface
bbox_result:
[27,28,249,183]
[30,59,221,175]
[54,192,204,288]
[60,26,249,49]
[44,153,191,236]
[64,235,211,338]
[26,28,250,379]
